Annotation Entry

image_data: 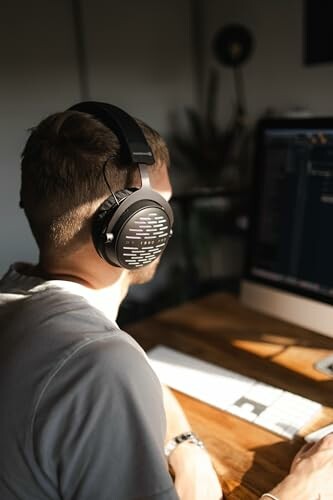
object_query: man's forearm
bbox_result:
[162,384,192,442]
[161,384,223,500]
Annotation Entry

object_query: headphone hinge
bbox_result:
[138,164,151,188]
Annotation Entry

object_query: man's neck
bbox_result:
[29,254,131,322]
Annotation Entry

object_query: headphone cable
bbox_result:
[102,155,119,206]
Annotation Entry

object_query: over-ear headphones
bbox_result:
[69,101,174,270]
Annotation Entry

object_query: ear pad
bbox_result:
[92,188,173,269]
[92,188,135,258]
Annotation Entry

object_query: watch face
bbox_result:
[164,431,204,457]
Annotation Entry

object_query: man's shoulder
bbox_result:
[63,328,152,383]
[33,325,154,413]
[21,288,152,391]
[0,285,147,418]
[32,315,163,448]
[2,285,117,338]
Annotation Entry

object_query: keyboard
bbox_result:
[148,345,322,439]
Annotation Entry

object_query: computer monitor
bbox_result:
[241,117,333,337]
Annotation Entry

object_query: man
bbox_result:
[0,102,332,500]
[0,102,222,499]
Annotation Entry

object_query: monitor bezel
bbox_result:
[244,116,333,307]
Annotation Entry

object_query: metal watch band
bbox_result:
[164,431,204,457]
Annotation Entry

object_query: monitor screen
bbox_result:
[242,118,333,336]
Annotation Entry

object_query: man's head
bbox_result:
[20,106,171,285]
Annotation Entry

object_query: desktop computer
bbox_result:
[147,118,333,440]
[241,117,333,338]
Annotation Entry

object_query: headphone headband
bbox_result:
[69,101,155,165]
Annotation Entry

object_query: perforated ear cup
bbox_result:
[93,188,173,269]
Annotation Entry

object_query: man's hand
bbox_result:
[170,443,222,500]
[267,433,333,499]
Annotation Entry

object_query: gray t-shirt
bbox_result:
[0,269,178,499]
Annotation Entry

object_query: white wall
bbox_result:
[0,0,195,275]
[82,0,195,136]
[0,1,80,274]
[204,0,333,124]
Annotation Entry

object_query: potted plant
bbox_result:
[170,23,255,194]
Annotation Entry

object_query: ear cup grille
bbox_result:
[112,204,171,269]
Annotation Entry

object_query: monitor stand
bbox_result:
[241,280,333,339]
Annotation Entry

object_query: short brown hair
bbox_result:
[20,110,169,255]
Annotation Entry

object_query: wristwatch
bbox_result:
[164,431,204,458]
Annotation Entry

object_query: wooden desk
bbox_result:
[126,293,333,499]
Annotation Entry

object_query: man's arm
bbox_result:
[163,385,333,500]
[162,385,223,500]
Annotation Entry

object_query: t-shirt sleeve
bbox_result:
[32,333,178,500]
